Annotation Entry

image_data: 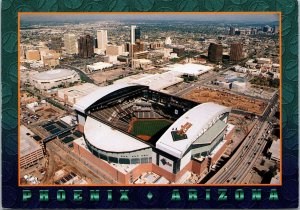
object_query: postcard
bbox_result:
[1,0,298,208]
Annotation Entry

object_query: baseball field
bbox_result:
[130,119,172,141]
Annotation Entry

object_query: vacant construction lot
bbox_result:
[184,87,267,115]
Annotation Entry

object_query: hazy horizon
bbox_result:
[21,13,279,24]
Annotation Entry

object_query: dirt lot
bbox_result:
[91,68,128,84]
[184,87,267,115]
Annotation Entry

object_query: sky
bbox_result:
[21,14,279,23]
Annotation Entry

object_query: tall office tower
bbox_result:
[135,26,141,43]
[131,25,136,44]
[124,42,130,52]
[78,34,94,58]
[230,43,243,62]
[173,46,185,57]
[235,30,241,35]
[263,25,272,33]
[208,43,223,62]
[250,28,257,35]
[64,34,78,54]
[165,37,172,45]
[94,38,98,49]
[229,27,235,36]
[273,26,279,34]
[97,30,108,50]
[130,25,141,44]
[50,37,63,52]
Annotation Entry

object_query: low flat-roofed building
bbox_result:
[60,115,77,126]
[132,59,152,69]
[114,71,183,91]
[43,54,60,67]
[164,63,213,76]
[269,139,280,162]
[26,50,40,61]
[133,51,149,59]
[257,58,272,64]
[133,71,183,91]
[86,62,113,72]
[20,125,45,169]
[103,55,118,64]
[29,61,44,69]
[57,83,98,105]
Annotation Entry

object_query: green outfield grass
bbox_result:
[132,119,172,137]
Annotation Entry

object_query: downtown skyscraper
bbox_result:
[97,30,108,50]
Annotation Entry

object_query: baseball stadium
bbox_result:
[73,83,235,184]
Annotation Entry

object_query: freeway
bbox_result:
[206,91,279,184]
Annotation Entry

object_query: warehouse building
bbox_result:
[86,62,113,72]
[57,83,98,105]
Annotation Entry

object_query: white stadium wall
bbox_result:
[180,151,191,171]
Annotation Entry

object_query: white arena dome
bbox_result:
[32,69,77,81]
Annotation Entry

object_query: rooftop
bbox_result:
[87,62,113,71]
[164,63,213,76]
[269,139,280,161]
[32,69,77,81]
[58,83,98,100]
[20,125,42,157]
[128,71,183,91]
[74,83,139,113]
[84,116,150,152]
[156,102,231,158]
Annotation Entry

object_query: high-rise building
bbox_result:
[208,43,223,62]
[64,34,78,54]
[78,34,94,58]
[106,45,124,56]
[131,25,141,44]
[135,27,141,43]
[165,37,172,45]
[273,26,279,34]
[150,41,163,50]
[50,37,63,52]
[97,30,108,50]
[94,38,98,49]
[173,46,185,57]
[235,30,241,35]
[263,25,272,33]
[250,28,257,35]
[229,27,235,36]
[129,42,145,56]
[124,42,130,52]
[230,43,243,62]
